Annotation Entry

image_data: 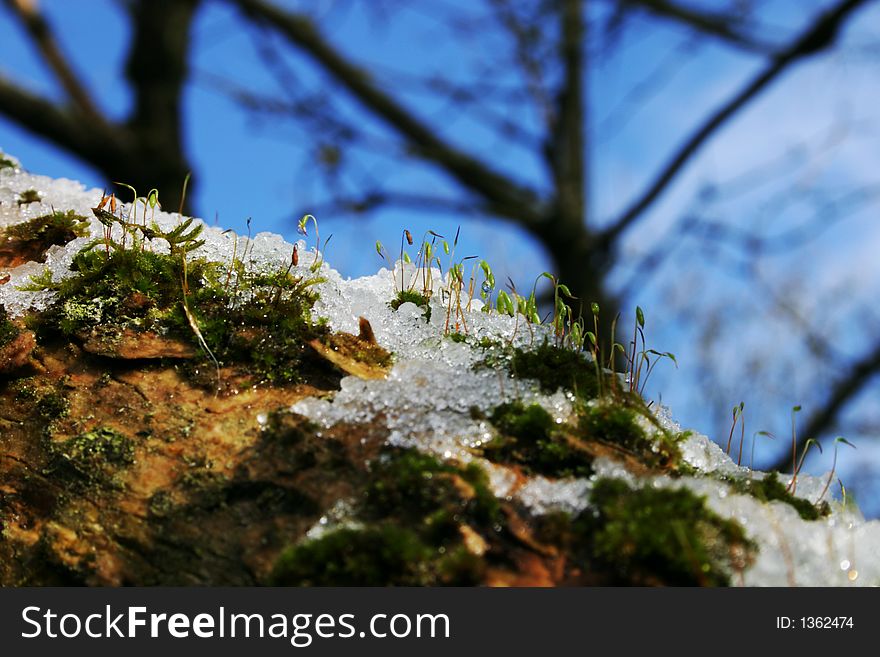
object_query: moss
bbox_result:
[16,189,42,206]
[184,267,327,384]
[364,448,500,531]
[0,306,18,350]
[578,400,682,469]
[723,472,829,521]
[11,377,39,402]
[28,241,327,385]
[2,210,88,256]
[545,478,755,586]
[270,524,482,586]
[49,427,135,485]
[36,390,70,421]
[479,340,600,400]
[0,155,15,170]
[270,447,496,586]
[389,289,431,321]
[482,402,593,478]
[259,410,349,473]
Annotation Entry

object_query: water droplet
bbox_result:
[256,412,268,426]
[840,559,851,571]
[481,281,492,294]
[848,569,858,582]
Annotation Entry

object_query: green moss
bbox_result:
[36,389,69,421]
[29,247,189,333]
[49,427,135,484]
[11,377,39,402]
[270,447,496,586]
[479,341,600,400]
[578,400,683,469]
[482,402,593,478]
[2,210,88,253]
[546,478,755,586]
[270,525,482,586]
[364,448,500,531]
[0,306,19,349]
[16,189,42,206]
[723,472,829,521]
[27,239,327,385]
[0,155,15,170]
[389,289,431,321]
[184,266,326,384]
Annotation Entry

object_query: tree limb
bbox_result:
[546,0,586,229]
[620,0,774,53]
[488,0,555,127]
[767,338,880,473]
[600,0,871,246]
[231,0,546,227]
[3,0,105,122]
[122,1,198,154]
[300,190,487,219]
[120,0,200,209]
[0,76,127,167]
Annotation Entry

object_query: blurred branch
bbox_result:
[119,0,200,209]
[0,75,125,167]
[231,0,546,226]
[2,0,105,122]
[620,0,774,53]
[546,0,586,227]
[488,0,554,126]
[302,190,485,218]
[767,339,880,473]
[688,182,880,254]
[595,37,696,143]
[600,0,871,246]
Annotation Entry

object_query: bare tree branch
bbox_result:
[3,0,105,122]
[488,0,555,127]
[116,0,200,209]
[600,0,872,246]
[767,339,880,473]
[231,0,546,227]
[0,76,127,168]
[300,190,486,219]
[620,0,774,53]
[547,0,586,228]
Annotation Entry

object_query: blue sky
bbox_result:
[3,0,880,512]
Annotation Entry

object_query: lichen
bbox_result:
[48,426,135,486]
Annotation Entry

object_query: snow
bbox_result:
[2,150,878,586]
